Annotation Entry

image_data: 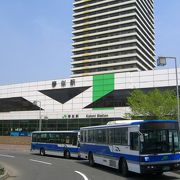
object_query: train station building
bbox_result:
[0,69,179,135]
[0,0,179,136]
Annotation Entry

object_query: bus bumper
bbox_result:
[140,162,180,174]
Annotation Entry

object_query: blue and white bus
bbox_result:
[31,131,80,158]
[80,120,180,176]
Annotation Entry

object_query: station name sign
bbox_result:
[86,114,109,118]
[62,114,109,119]
[52,79,75,88]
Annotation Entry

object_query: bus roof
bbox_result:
[80,120,178,130]
[32,130,79,134]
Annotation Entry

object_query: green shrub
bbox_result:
[0,167,4,175]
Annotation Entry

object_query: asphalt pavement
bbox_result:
[0,144,180,180]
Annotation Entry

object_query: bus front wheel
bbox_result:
[88,153,95,166]
[120,159,129,177]
[40,148,45,156]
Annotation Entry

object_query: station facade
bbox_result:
[0,1,177,137]
[0,68,179,135]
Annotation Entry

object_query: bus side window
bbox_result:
[80,131,83,142]
[130,132,139,151]
[88,130,94,143]
[41,133,48,143]
[70,134,77,145]
[37,134,41,142]
[108,128,114,144]
[32,134,36,142]
[61,133,66,144]
[55,133,61,144]
[66,135,70,144]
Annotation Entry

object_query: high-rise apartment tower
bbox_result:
[71,0,155,77]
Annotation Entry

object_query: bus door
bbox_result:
[129,126,140,153]
[128,126,141,173]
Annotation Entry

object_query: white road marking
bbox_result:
[29,159,52,165]
[165,172,180,178]
[75,171,88,180]
[0,154,15,158]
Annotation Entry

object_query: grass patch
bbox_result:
[0,166,4,175]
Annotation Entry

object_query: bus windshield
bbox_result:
[140,129,180,154]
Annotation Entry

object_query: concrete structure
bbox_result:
[0,69,179,135]
[71,0,155,77]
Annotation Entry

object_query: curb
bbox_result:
[0,171,8,180]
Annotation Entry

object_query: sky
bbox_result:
[0,0,179,85]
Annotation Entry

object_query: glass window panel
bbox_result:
[130,132,139,151]
[108,128,114,144]
[88,130,94,143]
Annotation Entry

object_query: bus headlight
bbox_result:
[144,156,150,162]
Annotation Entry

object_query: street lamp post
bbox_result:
[33,100,42,131]
[157,56,180,129]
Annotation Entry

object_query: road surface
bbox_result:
[0,145,180,180]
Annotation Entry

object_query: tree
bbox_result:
[126,89,178,120]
